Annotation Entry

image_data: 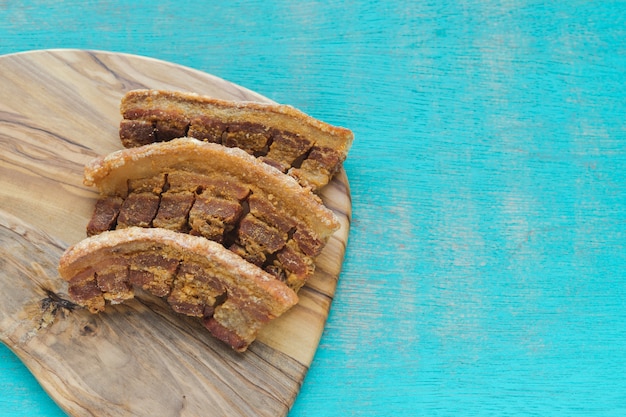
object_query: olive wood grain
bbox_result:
[0,49,351,417]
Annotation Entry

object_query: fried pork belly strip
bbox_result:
[119,89,354,190]
[84,138,340,291]
[58,227,298,351]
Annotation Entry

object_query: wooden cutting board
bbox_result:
[0,49,350,417]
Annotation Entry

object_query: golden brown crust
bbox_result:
[58,227,298,351]
[121,89,353,150]
[84,138,340,240]
[119,89,354,189]
[83,138,339,291]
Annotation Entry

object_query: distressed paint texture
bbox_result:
[1,0,626,416]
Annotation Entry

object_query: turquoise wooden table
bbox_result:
[1,1,626,416]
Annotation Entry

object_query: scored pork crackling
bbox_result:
[59,89,352,351]
[58,227,299,351]
[119,89,354,190]
[84,138,340,292]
